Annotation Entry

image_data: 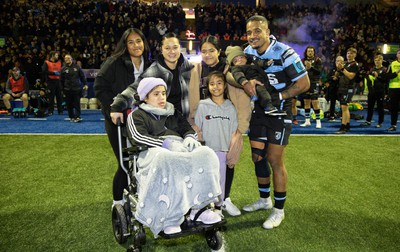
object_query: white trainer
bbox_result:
[316,120,322,129]
[222,197,241,216]
[242,197,273,212]
[262,208,285,229]
[190,209,221,224]
[300,119,311,127]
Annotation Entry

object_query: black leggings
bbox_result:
[105,118,128,201]
[389,88,400,126]
[366,92,384,124]
[47,80,63,113]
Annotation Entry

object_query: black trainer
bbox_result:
[360,121,371,126]
[73,117,82,123]
[387,125,397,131]
[269,110,287,116]
[336,125,346,134]
[264,106,278,115]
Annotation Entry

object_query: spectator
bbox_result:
[94,28,152,208]
[188,35,251,217]
[110,32,194,125]
[194,71,239,217]
[24,57,41,90]
[126,77,221,235]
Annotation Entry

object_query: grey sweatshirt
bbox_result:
[195,98,237,152]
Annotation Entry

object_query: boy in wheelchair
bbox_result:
[126,77,222,235]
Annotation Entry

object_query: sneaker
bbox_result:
[387,125,397,131]
[376,124,382,128]
[73,117,82,123]
[48,112,53,116]
[164,225,181,234]
[316,120,322,129]
[328,117,335,122]
[262,208,285,229]
[335,125,346,134]
[264,106,278,115]
[190,208,221,224]
[335,128,346,134]
[243,197,273,212]
[300,120,311,127]
[292,119,298,125]
[213,209,224,218]
[361,121,371,126]
[222,197,241,216]
[269,110,287,116]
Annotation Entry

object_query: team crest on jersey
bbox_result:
[294,58,306,73]
[275,131,282,140]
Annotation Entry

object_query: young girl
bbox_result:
[126,77,222,236]
[194,71,239,216]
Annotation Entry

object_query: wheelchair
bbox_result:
[111,119,226,252]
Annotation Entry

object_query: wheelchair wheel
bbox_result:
[112,204,129,244]
[205,230,223,250]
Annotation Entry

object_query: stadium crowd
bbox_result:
[0,0,399,90]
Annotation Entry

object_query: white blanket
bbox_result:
[135,146,221,236]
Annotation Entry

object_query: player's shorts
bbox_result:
[248,114,292,145]
[338,88,354,105]
[302,82,319,100]
[302,92,319,100]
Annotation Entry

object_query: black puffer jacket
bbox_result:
[94,54,152,119]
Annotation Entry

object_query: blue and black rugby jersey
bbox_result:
[244,35,307,92]
[244,35,307,112]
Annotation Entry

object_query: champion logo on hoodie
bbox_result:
[205,115,230,121]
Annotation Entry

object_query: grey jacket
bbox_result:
[111,54,194,117]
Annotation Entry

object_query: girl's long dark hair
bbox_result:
[112,28,150,61]
[200,35,221,53]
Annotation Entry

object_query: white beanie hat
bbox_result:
[137,77,167,101]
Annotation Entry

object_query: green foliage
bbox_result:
[0,135,399,251]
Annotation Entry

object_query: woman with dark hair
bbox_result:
[189,35,252,217]
[110,32,194,122]
[94,28,152,207]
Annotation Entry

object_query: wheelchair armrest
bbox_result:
[124,145,148,155]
